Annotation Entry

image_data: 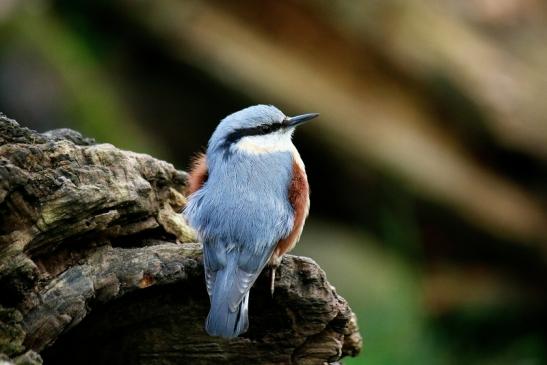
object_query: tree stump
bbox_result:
[0,115,362,364]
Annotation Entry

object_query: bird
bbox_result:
[184,104,317,338]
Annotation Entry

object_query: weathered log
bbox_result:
[0,115,362,364]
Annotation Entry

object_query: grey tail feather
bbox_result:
[205,271,250,338]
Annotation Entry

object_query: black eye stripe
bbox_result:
[222,122,284,148]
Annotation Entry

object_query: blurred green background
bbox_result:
[1,1,547,364]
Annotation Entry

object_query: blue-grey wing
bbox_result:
[203,238,276,311]
[227,243,276,310]
[202,242,219,297]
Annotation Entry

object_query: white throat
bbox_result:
[235,130,295,154]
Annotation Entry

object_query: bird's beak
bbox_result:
[285,113,319,127]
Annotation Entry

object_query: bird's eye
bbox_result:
[260,125,271,133]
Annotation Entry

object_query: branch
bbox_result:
[0,115,362,364]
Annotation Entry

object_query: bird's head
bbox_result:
[208,105,318,156]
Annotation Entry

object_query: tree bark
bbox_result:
[0,115,362,364]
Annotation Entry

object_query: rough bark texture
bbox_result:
[0,115,362,364]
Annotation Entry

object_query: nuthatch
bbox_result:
[184,105,317,338]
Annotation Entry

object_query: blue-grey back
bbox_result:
[185,149,294,254]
